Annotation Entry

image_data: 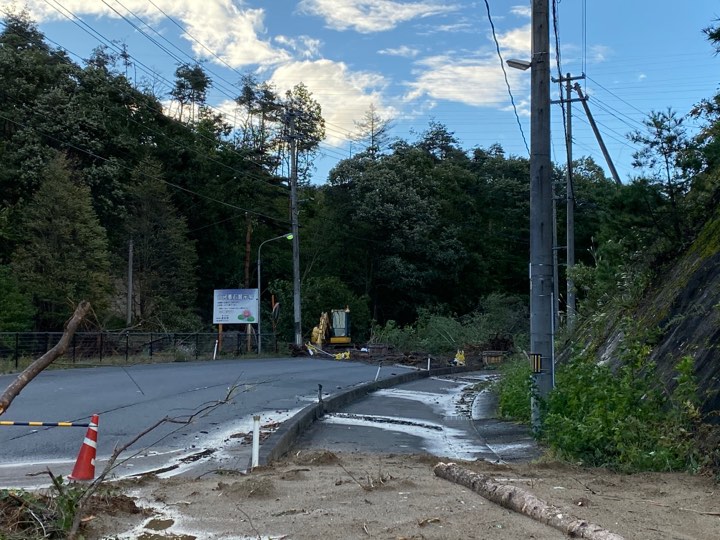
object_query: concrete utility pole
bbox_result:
[529,0,554,429]
[288,112,303,346]
[573,83,622,186]
[126,239,133,326]
[551,72,585,329]
[564,74,577,328]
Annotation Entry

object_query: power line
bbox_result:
[0,11,319,194]
[0,107,290,225]
[482,0,529,155]
[38,1,326,185]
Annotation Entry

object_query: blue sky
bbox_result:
[2,1,719,184]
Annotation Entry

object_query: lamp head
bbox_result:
[506,58,531,71]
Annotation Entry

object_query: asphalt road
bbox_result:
[0,358,414,488]
[296,372,539,462]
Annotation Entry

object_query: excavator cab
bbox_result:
[329,307,351,345]
[310,307,351,349]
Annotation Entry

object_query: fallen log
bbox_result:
[434,462,624,540]
[0,301,91,416]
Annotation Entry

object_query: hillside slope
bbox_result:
[591,210,720,419]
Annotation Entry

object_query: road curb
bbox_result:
[258,365,471,466]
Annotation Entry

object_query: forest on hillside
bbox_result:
[1,12,719,348]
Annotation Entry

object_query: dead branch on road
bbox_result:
[434,462,625,540]
[0,301,91,416]
[67,384,240,539]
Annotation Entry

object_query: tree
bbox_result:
[234,74,282,165]
[11,155,111,329]
[0,265,34,331]
[122,159,199,330]
[352,104,393,159]
[171,63,211,122]
[282,83,326,182]
[0,12,78,213]
[629,108,691,244]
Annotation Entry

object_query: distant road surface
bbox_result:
[0,358,413,488]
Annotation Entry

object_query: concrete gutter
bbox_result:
[258,365,471,466]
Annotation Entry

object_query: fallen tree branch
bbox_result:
[434,462,624,540]
[0,301,91,416]
[67,384,240,539]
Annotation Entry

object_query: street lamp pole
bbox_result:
[257,233,293,354]
[529,0,554,429]
[508,1,554,430]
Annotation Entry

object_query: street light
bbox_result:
[506,58,531,71]
[257,233,293,354]
[506,1,554,431]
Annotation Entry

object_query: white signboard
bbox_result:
[213,289,259,325]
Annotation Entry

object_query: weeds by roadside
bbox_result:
[495,344,717,475]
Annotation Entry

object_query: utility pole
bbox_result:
[564,74,576,328]
[552,73,585,329]
[288,111,303,346]
[529,0,554,429]
[126,239,133,326]
[573,83,622,185]
[245,213,253,353]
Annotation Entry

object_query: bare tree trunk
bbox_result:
[0,301,91,416]
[434,462,624,540]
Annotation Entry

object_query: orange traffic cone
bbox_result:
[69,414,99,481]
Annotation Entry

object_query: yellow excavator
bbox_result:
[308,307,352,359]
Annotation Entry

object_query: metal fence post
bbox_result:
[99,333,104,362]
[72,333,76,363]
[195,333,199,360]
[14,332,19,369]
[150,332,153,358]
[125,332,129,362]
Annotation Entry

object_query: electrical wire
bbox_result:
[0,13,327,201]
[482,0,529,155]
[39,1,328,187]
[0,107,290,225]
[552,0,569,165]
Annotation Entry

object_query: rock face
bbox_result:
[649,250,720,418]
[586,213,720,420]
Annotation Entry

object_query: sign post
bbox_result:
[213,290,259,353]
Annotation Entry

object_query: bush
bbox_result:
[370,293,529,354]
[495,356,532,423]
[542,350,701,472]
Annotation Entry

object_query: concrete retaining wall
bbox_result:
[258,365,470,466]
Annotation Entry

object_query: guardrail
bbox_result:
[0,331,282,370]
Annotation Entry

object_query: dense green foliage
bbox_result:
[0,13,562,335]
[371,294,528,354]
[491,22,720,473]
[542,349,701,472]
[496,357,532,423]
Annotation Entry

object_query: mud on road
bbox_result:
[82,450,719,540]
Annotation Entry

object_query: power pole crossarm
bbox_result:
[573,83,622,185]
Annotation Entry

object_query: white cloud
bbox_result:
[378,45,420,57]
[589,45,611,63]
[269,59,395,144]
[3,0,290,67]
[497,24,531,57]
[405,54,528,109]
[433,22,472,33]
[638,73,647,82]
[510,5,532,18]
[274,35,322,59]
[298,0,458,33]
